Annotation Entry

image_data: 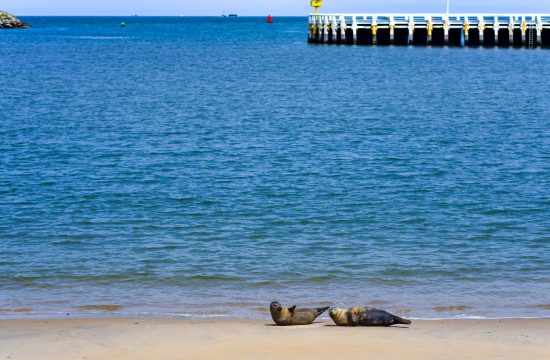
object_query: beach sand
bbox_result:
[1,318,549,359]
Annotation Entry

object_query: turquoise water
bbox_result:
[1,17,549,319]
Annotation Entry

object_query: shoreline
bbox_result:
[2,300,550,321]
[2,313,550,321]
[1,318,549,359]
[2,303,550,321]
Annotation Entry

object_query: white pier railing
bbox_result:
[308,13,550,48]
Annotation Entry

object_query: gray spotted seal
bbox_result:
[270,301,329,326]
[329,307,411,326]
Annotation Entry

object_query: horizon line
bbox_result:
[13,14,312,17]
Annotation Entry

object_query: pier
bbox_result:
[308,14,550,48]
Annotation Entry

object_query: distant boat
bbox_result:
[228,14,238,17]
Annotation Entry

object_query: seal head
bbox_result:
[270,301,294,326]
[329,307,350,326]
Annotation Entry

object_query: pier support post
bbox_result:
[331,17,338,44]
[494,17,499,45]
[509,17,515,45]
[479,18,485,45]
[372,18,378,45]
[325,16,330,43]
[308,16,313,43]
[320,17,326,43]
[325,17,330,43]
[408,16,414,45]
[427,19,433,45]
[537,16,543,47]
[390,17,395,45]
[522,17,526,47]
[340,16,347,44]
[464,18,469,46]
[352,16,358,44]
[444,17,449,45]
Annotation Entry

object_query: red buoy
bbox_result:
[267,15,273,24]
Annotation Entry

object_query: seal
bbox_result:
[329,306,411,327]
[269,301,329,326]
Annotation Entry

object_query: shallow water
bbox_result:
[1,17,549,319]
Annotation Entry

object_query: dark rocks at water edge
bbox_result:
[0,10,30,29]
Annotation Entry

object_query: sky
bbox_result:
[4,0,550,16]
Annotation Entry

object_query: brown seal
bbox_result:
[270,301,329,326]
[329,307,411,327]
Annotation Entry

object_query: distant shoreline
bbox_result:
[0,10,31,28]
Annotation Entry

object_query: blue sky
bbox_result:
[5,0,550,16]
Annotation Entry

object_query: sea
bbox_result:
[1,16,549,320]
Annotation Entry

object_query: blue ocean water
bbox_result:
[1,17,549,319]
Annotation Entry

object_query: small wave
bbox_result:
[187,275,243,282]
[65,36,128,40]
[170,196,194,203]
[449,314,487,319]
[396,309,412,314]
[433,305,474,313]
[156,275,245,286]
[77,305,123,312]
[304,274,338,282]
[316,301,334,306]
[0,261,17,266]
[198,199,218,205]
[249,281,276,287]
[369,300,391,305]
[52,240,87,246]
[135,245,182,252]
[0,308,32,314]
[169,310,230,316]
[525,304,550,311]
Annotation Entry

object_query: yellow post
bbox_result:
[311,0,322,15]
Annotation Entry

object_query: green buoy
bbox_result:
[121,22,126,28]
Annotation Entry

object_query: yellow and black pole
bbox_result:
[311,0,322,15]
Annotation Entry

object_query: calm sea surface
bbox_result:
[1,17,549,319]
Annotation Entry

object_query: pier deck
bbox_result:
[309,14,550,48]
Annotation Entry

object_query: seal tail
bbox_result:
[316,306,330,316]
[393,316,412,325]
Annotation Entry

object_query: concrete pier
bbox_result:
[309,14,550,48]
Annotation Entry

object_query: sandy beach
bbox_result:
[1,318,549,359]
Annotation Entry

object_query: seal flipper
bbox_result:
[288,305,297,313]
[316,306,330,316]
[393,315,411,325]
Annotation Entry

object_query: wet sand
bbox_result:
[1,318,549,359]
